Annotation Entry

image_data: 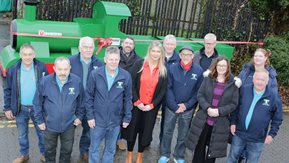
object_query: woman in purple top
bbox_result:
[186,56,241,163]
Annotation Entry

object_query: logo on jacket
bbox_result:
[191,73,197,80]
[68,87,75,95]
[93,66,98,70]
[116,81,123,89]
[262,99,270,106]
[42,72,46,77]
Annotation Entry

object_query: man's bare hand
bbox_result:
[38,123,46,131]
[265,135,273,144]
[4,110,15,120]
[122,122,129,128]
[230,125,236,135]
[73,118,82,126]
[88,119,96,128]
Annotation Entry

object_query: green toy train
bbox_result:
[0,0,234,76]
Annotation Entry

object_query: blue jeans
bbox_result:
[227,135,264,163]
[16,105,45,156]
[89,126,120,163]
[79,118,90,154]
[160,108,193,160]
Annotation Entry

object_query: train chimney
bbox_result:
[23,0,39,21]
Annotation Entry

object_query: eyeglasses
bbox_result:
[181,53,193,57]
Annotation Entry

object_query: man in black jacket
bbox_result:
[119,36,142,75]
[117,36,141,150]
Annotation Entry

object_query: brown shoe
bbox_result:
[80,153,89,163]
[117,140,127,150]
[40,155,46,162]
[136,152,143,163]
[13,155,29,163]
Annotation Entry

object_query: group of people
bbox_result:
[3,33,282,163]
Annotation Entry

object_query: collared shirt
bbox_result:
[20,63,36,105]
[245,87,266,129]
[55,76,67,92]
[135,61,159,108]
[80,55,92,89]
[105,67,119,90]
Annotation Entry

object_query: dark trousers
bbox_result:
[79,118,90,154]
[159,99,166,143]
[192,124,216,163]
[44,126,75,163]
[127,119,146,153]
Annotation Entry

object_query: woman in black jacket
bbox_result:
[122,41,168,163]
[186,56,241,163]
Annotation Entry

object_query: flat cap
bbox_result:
[179,46,194,53]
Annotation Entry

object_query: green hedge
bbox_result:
[265,33,289,87]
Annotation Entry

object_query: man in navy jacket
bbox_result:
[34,57,84,163]
[3,44,48,163]
[193,33,219,71]
[86,46,132,163]
[159,34,180,143]
[69,36,103,161]
[227,71,283,163]
[158,46,203,163]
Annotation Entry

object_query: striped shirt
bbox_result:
[207,82,225,126]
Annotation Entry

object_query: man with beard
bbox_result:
[119,36,142,75]
[34,57,84,163]
[117,36,141,150]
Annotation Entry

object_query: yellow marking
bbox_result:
[0,122,35,128]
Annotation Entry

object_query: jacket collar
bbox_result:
[166,51,180,63]
[97,66,126,82]
[16,59,39,69]
[199,47,219,58]
[77,52,98,64]
[51,73,73,85]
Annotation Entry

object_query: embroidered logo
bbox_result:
[191,73,197,80]
[93,66,98,70]
[116,81,123,89]
[68,87,75,95]
[262,99,270,106]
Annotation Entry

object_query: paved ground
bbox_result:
[0,13,289,163]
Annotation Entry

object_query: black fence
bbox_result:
[13,0,268,41]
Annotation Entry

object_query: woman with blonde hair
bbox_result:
[122,41,168,163]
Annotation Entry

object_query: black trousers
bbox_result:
[44,126,75,163]
[159,98,166,143]
[192,123,216,163]
[127,113,146,153]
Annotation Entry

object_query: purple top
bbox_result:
[207,82,225,126]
